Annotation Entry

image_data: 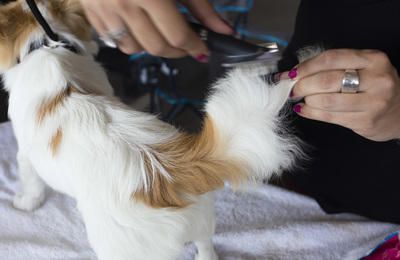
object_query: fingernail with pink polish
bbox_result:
[288,68,298,80]
[195,54,209,63]
[277,70,296,81]
[293,104,302,113]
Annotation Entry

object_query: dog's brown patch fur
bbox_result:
[135,117,246,208]
[0,0,90,71]
[0,2,37,70]
[41,85,81,154]
[50,128,63,156]
[37,86,70,124]
[36,85,81,124]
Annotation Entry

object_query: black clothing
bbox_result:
[278,0,400,223]
[0,88,7,123]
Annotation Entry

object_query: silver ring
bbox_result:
[99,28,128,48]
[106,28,128,41]
[341,69,360,93]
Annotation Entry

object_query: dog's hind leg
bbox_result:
[193,194,218,260]
[13,152,46,211]
[195,238,218,260]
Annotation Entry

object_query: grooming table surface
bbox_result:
[0,122,398,260]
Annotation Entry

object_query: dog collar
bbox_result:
[17,37,81,64]
[17,0,82,64]
[27,38,80,55]
[25,0,81,54]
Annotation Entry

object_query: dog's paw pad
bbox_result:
[13,193,45,211]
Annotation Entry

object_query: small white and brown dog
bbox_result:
[0,1,300,259]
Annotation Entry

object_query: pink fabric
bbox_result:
[364,235,400,260]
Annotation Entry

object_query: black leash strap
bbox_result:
[25,0,59,42]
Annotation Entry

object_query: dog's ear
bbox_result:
[0,42,16,72]
[48,0,91,41]
[24,0,91,41]
[0,1,37,71]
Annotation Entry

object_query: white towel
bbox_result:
[0,122,398,260]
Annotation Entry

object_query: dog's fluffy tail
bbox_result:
[205,67,300,179]
[135,67,301,208]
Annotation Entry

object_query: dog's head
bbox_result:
[0,0,91,72]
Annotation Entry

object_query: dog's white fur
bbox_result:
[1,2,300,259]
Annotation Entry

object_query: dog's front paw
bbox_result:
[13,192,45,211]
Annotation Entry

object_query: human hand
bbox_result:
[79,0,233,61]
[288,49,400,142]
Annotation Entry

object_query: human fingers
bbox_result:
[292,49,373,80]
[119,5,187,58]
[292,103,364,130]
[95,10,143,54]
[292,70,372,98]
[304,93,370,112]
[81,4,107,37]
[139,0,209,59]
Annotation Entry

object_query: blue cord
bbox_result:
[215,0,253,13]
[129,52,149,61]
[154,88,205,106]
[179,0,253,14]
